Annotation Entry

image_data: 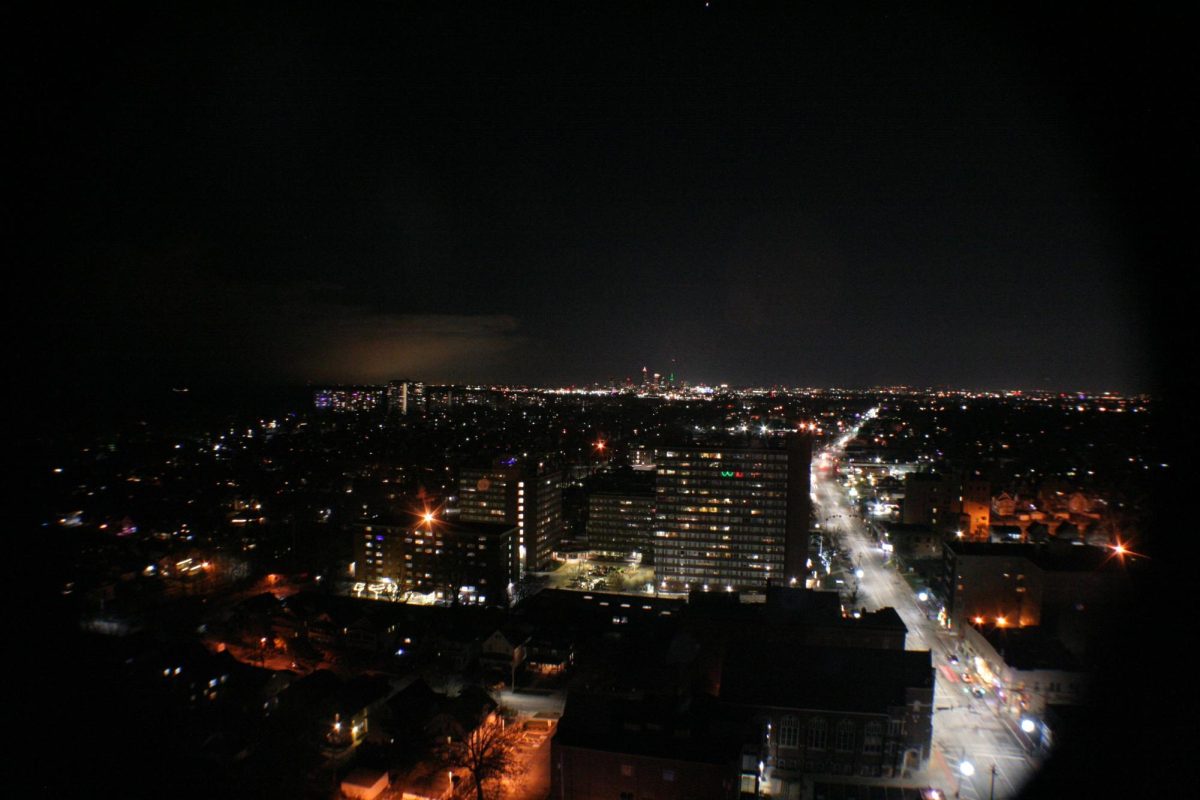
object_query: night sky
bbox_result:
[16,3,1185,397]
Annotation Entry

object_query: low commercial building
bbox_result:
[941,540,1131,643]
[961,623,1089,717]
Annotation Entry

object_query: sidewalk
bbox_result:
[922,747,956,798]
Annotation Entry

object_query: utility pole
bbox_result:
[989,763,997,800]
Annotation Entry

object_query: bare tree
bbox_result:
[436,712,526,800]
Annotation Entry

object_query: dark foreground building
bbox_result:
[719,643,935,793]
[552,693,742,800]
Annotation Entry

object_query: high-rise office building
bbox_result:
[654,435,812,592]
[386,379,424,415]
[458,456,564,574]
[586,469,656,561]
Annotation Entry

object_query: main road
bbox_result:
[812,413,1039,799]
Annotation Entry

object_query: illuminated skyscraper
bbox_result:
[386,379,423,415]
[654,435,812,592]
[458,455,564,574]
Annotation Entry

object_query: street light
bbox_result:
[955,758,974,799]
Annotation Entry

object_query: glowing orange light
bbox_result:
[422,511,435,525]
[973,616,985,625]
[996,616,1008,627]
[595,440,606,451]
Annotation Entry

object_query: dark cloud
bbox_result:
[35,257,525,386]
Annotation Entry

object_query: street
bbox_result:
[812,416,1038,799]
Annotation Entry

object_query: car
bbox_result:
[960,673,972,683]
[947,654,959,664]
[972,687,986,698]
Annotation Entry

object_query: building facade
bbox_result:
[313,386,384,413]
[941,540,1130,635]
[653,436,811,592]
[458,456,564,573]
[353,517,518,606]
[586,469,656,561]
[719,644,935,794]
[385,379,424,415]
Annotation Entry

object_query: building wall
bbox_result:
[587,491,655,559]
[961,625,1089,715]
[528,467,565,570]
[401,523,516,604]
[353,521,516,606]
[654,438,810,591]
[356,524,408,587]
[459,458,564,573]
[458,467,519,526]
[553,744,737,800]
[902,474,962,528]
[741,700,932,790]
[943,549,1043,628]
[961,479,991,538]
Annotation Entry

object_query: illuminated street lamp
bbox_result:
[956,758,975,799]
